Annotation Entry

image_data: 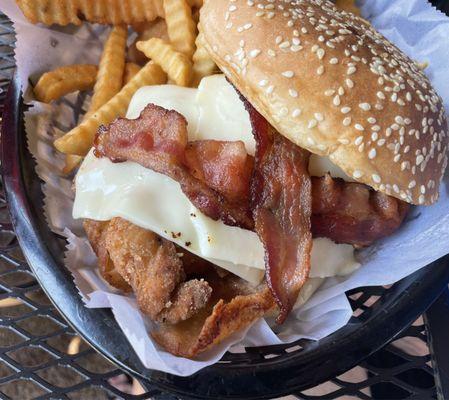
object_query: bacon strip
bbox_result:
[245,102,313,324]
[94,104,253,229]
[311,175,409,246]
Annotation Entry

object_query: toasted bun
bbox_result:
[199,0,448,205]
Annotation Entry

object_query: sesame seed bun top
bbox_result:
[199,0,449,205]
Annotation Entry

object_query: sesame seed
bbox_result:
[355,136,363,146]
[333,95,341,106]
[243,23,252,30]
[282,70,294,78]
[372,174,381,183]
[346,79,354,88]
[317,66,324,75]
[338,138,350,145]
[324,89,335,96]
[314,113,324,121]
[308,119,318,129]
[353,170,363,178]
[355,124,365,131]
[317,48,325,59]
[377,91,385,100]
[258,79,268,87]
[343,117,352,126]
[229,5,237,11]
[416,155,424,165]
[266,85,274,94]
[289,89,298,98]
[330,57,338,64]
[347,66,357,75]
[408,180,416,189]
[359,103,371,111]
[341,107,351,114]
[279,41,290,48]
[249,49,261,58]
[395,116,404,125]
[292,108,302,117]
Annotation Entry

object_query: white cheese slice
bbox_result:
[74,74,360,285]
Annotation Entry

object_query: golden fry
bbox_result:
[186,0,203,8]
[63,154,83,174]
[192,32,217,87]
[335,0,361,15]
[85,25,127,119]
[137,38,192,87]
[163,0,197,58]
[33,64,98,103]
[128,19,169,65]
[54,62,166,156]
[124,63,142,85]
[192,7,200,24]
[16,0,164,26]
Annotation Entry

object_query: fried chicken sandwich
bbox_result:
[74,0,448,357]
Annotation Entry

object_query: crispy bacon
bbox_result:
[185,140,253,205]
[245,101,313,324]
[94,103,408,251]
[311,175,409,246]
[94,104,254,229]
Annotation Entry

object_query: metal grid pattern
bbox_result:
[0,10,444,400]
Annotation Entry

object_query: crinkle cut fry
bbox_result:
[16,0,165,25]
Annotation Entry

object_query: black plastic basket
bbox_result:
[1,1,449,398]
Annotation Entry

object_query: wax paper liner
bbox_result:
[2,0,449,376]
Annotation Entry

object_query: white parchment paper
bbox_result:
[2,0,449,376]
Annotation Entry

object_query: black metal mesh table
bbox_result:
[1,4,449,399]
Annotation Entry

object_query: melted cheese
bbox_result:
[74,75,360,285]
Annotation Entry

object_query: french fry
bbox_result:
[192,7,200,24]
[192,32,217,87]
[124,63,142,85]
[137,38,192,87]
[85,25,127,119]
[335,0,361,16]
[128,19,169,65]
[33,64,98,103]
[16,0,165,26]
[187,0,203,8]
[63,154,83,174]
[54,62,166,156]
[163,0,197,58]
